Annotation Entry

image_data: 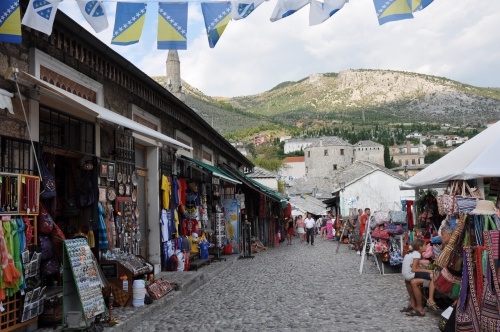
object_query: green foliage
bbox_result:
[383,145,397,168]
[425,151,445,164]
[251,156,283,172]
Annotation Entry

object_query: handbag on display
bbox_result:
[389,210,407,225]
[389,240,403,266]
[480,230,500,331]
[434,267,461,297]
[435,214,466,269]
[39,153,57,199]
[442,181,458,215]
[373,239,389,254]
[373,211,390,226]
[39,202,54,234]
[386,223,404,235]
[456,248,481,332]
[371,226,389,240]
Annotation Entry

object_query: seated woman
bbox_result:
[401,239,439,317]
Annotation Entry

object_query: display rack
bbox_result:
[62,239,106,329]
[0,173,40,331]
[99,255,153,306]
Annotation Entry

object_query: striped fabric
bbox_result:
[456,196,477,214]
[481,231,500,331]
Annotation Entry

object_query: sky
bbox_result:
[57,0,500,98]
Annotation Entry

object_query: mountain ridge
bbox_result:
[152,69,500,135]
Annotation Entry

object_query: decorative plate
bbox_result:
[107,187,117,201]
[131,189,137,202]
[125,184,131,196]
[116,172,123,183]
[131,171,138,187]
[118,183,125,196]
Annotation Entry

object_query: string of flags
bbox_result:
[0,0,433,49]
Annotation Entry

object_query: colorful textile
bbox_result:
[98,204,108,250]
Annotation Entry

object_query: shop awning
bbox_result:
[400,120,500,190]
[17,72,192,151]
[181,156,240,184]
[221,164,288,208]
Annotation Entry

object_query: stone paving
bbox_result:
[36,238,443,332]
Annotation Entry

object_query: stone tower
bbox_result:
[166,50,185,102]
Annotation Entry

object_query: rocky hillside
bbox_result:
[153,70,500,134]
[151,77,271,134]
[229,70,500,126]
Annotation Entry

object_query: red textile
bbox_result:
[406,200,414,229]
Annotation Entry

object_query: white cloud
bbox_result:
[57,0,500,96]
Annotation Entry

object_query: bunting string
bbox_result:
[1,0,434,48]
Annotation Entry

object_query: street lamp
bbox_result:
[339,182,345,217]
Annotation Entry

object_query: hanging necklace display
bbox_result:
[23,178,28,211]
[134,206,140,219]
[6,175,10,211]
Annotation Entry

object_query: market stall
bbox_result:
[399,120,500,330]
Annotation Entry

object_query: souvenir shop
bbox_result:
[219,164,288,251]
[159,155,244,271]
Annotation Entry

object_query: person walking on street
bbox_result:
[285,216,295,245]
[304,213,315,245]
[296,215,305,243]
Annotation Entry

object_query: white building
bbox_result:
[283,138,316,154]
[246,166,278,191]
[279,156,305,179]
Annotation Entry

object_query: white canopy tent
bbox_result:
[400,120,500,190]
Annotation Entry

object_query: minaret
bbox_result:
[166,50,185,102]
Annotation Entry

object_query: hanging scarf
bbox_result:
[98,204,109,250]
[23,217,33,248]
[17,218,26,253]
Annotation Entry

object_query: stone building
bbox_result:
[304,137,384,178]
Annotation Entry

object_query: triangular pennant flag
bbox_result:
[408,0,433,12]
[270,0,310,22]
[157,2,188,50]
[201,2,231,48]
[111,2,147,45]
[373,0,413,25]
[0,0,22,43]
[77,0,108,33]
[309,0,346,26]
[231,0,266,20]
[21,0,62,36]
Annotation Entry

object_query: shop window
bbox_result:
[340,149,344,155]
[333,164,337,170]
[39,107,94,155]
[0,135,37,174]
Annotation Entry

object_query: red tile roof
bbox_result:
[283,156,305,163]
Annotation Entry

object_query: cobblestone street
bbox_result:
[132,239,441,332]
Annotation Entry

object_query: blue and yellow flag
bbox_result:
[408,0,433,12]
[0,0,21,43]
[373,0,413,25]
[111,2,147,45]
[201,2,231,49]
[157,2,188,50]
